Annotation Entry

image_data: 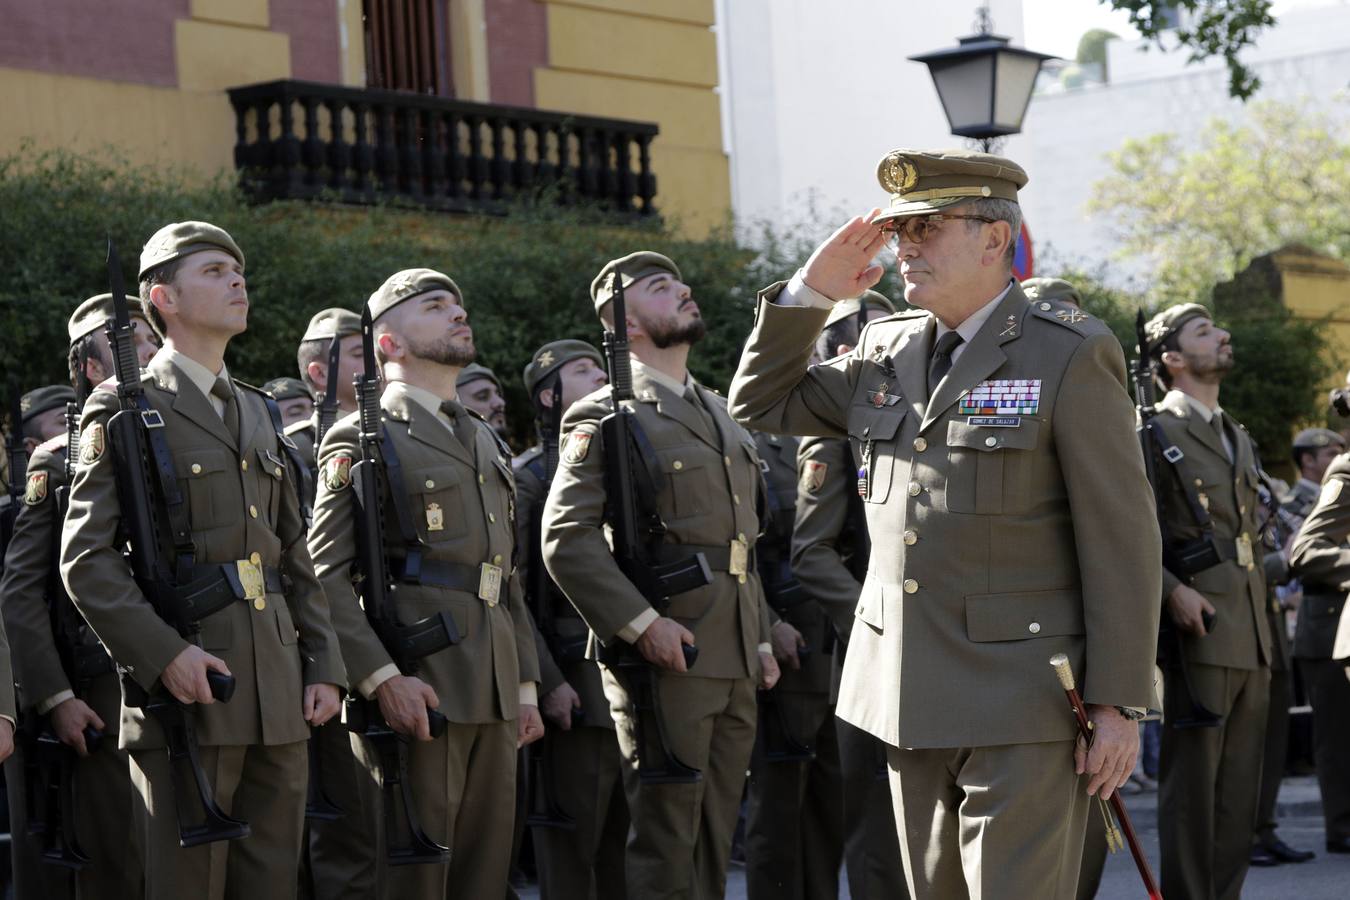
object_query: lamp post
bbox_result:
[909,5,1056,152]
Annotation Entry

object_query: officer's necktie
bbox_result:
[927,330,965,394]
[211,376,240,443]
[684,385,719,440]
[439,399,478,455]
[1211,411,1234,463]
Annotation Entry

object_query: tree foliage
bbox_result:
[1087,100,1350,304]
[1105,0,1275,99]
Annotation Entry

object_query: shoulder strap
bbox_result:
[263,396,315,529]
[1144,417,1215,534]
[378,425,427,582]
[133,394,197,581]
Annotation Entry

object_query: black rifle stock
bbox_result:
[345,307,450,865]
[315,334,343,449]
[102,240,251,846]
[1133,310,1221,728]
[599,273,707,784]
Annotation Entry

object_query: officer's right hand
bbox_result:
[770,620,806,671]
[800,210,886,302]
[374,675,441,741]
[51,698,106,756]
[541,681,582,731]
[161,645,232,705]
[1167,584,1216,636]
[636,617,696,672]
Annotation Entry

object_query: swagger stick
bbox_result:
[1049,654,1162,900]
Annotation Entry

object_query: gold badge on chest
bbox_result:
[426,502,444,532]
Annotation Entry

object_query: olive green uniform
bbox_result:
[60,352,347,900]
[1,433,142,900]
[1289,455,1350,847]
[728,281,1161,900]
[516,445,629,899]
[743,431,844,900]
[309,383,540,900]
[1148,389,1277,900]
[541,365,773,900]
[790,435,905,899]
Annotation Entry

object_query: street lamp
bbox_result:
[909,6,1057,151]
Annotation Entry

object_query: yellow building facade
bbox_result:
[0,0,729,235]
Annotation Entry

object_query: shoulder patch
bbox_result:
[800,460,828,494]
[562,430,593,465]
[24,471,48,506]
[322,455,352,491]
[78,422,106,464]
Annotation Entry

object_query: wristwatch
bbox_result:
[1114,706,1148,721]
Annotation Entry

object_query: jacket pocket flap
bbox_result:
[847,406,905,443]
[413,466,462,491]
[176,448,231,477]
[257,447,285,480]
[965,588,1082,642]
[855,579,884,630]
[1303,593,1343,620]
[947,418,1041,452]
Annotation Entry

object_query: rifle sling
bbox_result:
[263,396,314,528]
[1145,418,1216,531]
[377,425,426,580]
[130,392,197,582]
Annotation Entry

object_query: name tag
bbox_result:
[967,416,1021,427]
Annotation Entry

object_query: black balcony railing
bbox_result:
[226,79,658,217]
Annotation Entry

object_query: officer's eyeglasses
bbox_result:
[880,214,998,250]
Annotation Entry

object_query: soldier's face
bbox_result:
[278,396,314,427]
[460,378,507,430]
[130,316,160,365]
[26,407,67,448]
[1307,446,1340,482]
[629,274,704,349]
[555,357,608,409]
[333,334,364,408]
[155,250,248,339]
[398,291,476,368]
[1174,317,1233,380]
[893,206,997,311]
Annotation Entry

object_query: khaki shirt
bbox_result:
[60,351,346,749]
[309,381,539,722]
[541,364,773,680]
[728,281,1161,748]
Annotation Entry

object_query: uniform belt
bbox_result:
[389,557,494,593]
[177,562,285,622]
[654,543,753,573]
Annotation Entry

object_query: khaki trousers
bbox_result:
[129,740,307,900]
[1298,658,1350,842]
[601,667,757,900]
[1159,663,1268,900]
[887,739,1089,900]
[532,724,629,900]
[298,719,380,900]
[744,691,844,900]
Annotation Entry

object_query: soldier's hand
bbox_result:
[161,645,233,705]
[51,698,106,756]
[303,683,342,727]
[1166,584,1216,636]
[759,651,781,690]
[518,704,545,748]
[0,719,13,764]
[374,675,441,741]
[800,210,887,302]
[770,620,806,670]
[541,682,582,731]
[636,617,696,672]
[1076,705,1139,801]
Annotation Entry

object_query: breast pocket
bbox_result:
[413,466,467,542]
[173,448,233,530]
[944,419,1041,515]
[846,406,905,505]
[660,444,715,521]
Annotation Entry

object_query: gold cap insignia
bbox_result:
[323,455,352,491]
[880,153,918,194]
[24,471,48,506]
[536,350,555,368]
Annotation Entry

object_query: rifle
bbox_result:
[597,272,711,784]
[1132,311,1220,728]
[314,334,343,449]
[102,240,251,846]
[345,306,453,865]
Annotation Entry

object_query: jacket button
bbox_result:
[249,505,258,518]
[903,579,918,594]
[253,598,267,611]
[913,437,927,452]
[984,436,998,448]
[1028,622,1041,634]
[738,574,747,584]
[191,463,202,474]
[724,456,732,466]
[903,530,917,545]
[1040,303,1051,311]
[493,554,503,565]
[673,461,683,470]
[425,479,435,489]
[733,494,740,505]
[908,482,921,496]
[488,513,496,523]
[249,552,261,565]
[478,474,485,484]
[240,460,248,471]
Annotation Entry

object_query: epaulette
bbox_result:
[464,407,514,458]
[233,379,270,397]
[1027,299,1110,338]
[514,445,544,468]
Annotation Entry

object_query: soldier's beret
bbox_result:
[262,377,314,403]
[523,340,604,397]
[1144,303,1211,352]
[457,363,501,392]
[1292,428,1346,452]
[1020,277,1082,309]
[68,293,145,344]
[20,385,76,424]
[139,221,244,279]
[367,268,462,323]
[823,289,897,329]
[301,307,363,343]
[874,148,1028,225]
[590,251,682,315]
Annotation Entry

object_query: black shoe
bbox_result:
[1327,837,1350,854]
[1250,844,1280,867]
[1263,836,1315,863]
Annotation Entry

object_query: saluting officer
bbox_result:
[1,295,156,900]
[60,222,347,900]
[1143,303,1287,899]
[541,251,781,899]
[308,268,543,900]
[788,291,906,900]
[727,149,1161,900]
[516,339,628,899]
